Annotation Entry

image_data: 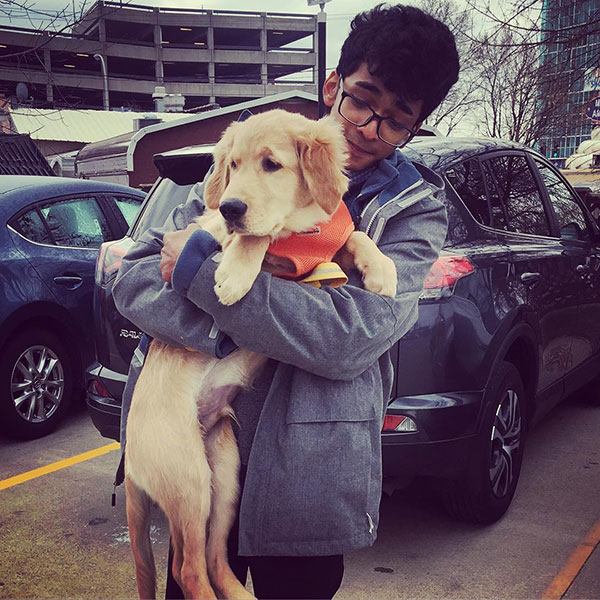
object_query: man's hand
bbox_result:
[160,223,200,283]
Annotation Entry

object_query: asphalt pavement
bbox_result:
[1,392,599,599]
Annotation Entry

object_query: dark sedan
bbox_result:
[0,176,145,438]
[87,138,600,523]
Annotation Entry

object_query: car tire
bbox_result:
[0,328,73,439]
[442,361,526,524]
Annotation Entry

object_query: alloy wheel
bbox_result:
[10,345,65,424]
[489,388,522,498]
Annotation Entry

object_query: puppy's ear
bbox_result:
[204,121,239,210]
[297,116,348,215]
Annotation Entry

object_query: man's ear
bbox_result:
[203,121,239,210]
[322,71,340,110]
[297,116,348,215]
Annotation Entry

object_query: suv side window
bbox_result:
[445,159,490,227]
[482,154,551,237]
[39,197,112,248]
[481,161,509,231]
[535,160,590,242]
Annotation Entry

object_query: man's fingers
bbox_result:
[160,226,198,284]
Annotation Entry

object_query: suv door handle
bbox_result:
[520,272,541,285]
[53,275,83,289]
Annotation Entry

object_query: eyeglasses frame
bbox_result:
[337,78,419,148]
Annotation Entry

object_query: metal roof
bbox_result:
[9,108,187,144]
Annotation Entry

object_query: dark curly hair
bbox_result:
[336,4,460,123]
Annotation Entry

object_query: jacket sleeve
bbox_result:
[182,194,448,380]
[112,193,235,358]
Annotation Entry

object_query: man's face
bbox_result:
[323,63,423,171]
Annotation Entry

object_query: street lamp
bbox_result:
[93,53,110,111]
[307,0,333,117]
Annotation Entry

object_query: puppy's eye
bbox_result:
[262,157,282,172]
[230,160,237,169]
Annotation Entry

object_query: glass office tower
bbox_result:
[538,0,600,167]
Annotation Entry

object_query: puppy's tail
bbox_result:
[125,476,157,599]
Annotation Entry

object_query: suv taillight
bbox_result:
[420,255,474,299]
[95,238,133,287]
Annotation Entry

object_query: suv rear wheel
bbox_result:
[0,329,73,439]
[443,361,526,524]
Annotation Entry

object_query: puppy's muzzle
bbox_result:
[220,199,248,224]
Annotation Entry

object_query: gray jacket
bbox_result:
[112,149,448,557]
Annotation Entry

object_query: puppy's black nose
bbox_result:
[219,199,247,222]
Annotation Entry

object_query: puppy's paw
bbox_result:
[214,265,253,305]
[361,256,397,298]
[221,585,256,600]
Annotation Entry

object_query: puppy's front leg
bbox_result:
[195,212,231,248]
[340,231,398,297]
[214,235,270,305]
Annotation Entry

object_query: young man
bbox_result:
[113,4,459,599]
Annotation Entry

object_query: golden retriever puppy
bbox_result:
[124,110,397,600]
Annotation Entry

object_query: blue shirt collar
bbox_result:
[343,150,423,223]
[359,149,423,205]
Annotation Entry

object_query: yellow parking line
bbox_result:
[0,442,120,491]
[541,518,600,599]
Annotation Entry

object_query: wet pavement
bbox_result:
[1,394,599,599]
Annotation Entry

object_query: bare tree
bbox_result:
[464,0,600,52]
[0,0,128,109]
[464,0,600,87]
[0,0,94,59]
[469,25,574,146]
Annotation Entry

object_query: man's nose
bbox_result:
[219,199,248,222]
[358,117,379,141]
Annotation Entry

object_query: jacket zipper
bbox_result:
[361,179,428,237]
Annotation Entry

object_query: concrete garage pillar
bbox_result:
[43,47,53,104]
[208,13,215,104]
[261,13,267,94]
[98,6,105,43]
[98,0,108,92]
[154,8,164,85]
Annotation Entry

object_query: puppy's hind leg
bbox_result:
[169,524,185,593]
[205,418,255,600]
[125,476,157,600]
[172,445,216,600]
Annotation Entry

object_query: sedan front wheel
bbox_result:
[0,328,73,439]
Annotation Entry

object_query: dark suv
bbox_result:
[86,138,600,524]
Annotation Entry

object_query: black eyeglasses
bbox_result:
[337,79,417,148]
